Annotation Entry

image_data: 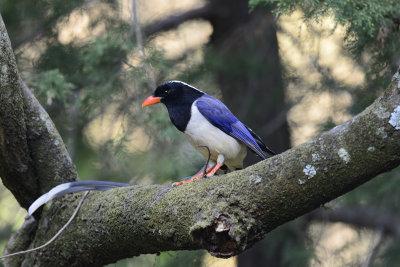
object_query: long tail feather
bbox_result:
[28,181,131,216]
[245,125,276,157]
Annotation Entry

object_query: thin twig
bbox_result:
[132,0,156,88]
[0,191,89,259]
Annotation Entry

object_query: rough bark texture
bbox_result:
[0,15,77,203]
[2,10,400,267]
[1,14,78,266]
[0,15,39,210]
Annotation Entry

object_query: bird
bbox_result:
[27,81,275,215]
[142,81,275,186]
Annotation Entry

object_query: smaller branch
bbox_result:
[132,0,156,88]
[307,206,400,237]
[143,4,212,37]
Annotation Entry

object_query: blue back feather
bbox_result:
[195,95,268,159]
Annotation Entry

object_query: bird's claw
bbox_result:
[171,176,202,187]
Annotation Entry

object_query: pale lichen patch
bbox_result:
[376,127,388,138]
[303,165,316,179]
[374,106,391,119]
[0,65,7,84]
[392,72,400,82]
[367,147,376,152]
[249,175,262,184]
[389,106,400,130]
[312,153,320,161]
[39,114,46,121]
[338,148,350,164]
[298,179,306,185]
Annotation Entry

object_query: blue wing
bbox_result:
[195,95,268,159]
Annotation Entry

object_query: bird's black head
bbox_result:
[142,81,205,132]
[142,81,204,108]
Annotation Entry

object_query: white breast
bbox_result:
[183,103,247,170]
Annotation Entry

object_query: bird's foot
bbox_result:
[172,176,201,187]
[171,167,213,187]
[206,163,223,177]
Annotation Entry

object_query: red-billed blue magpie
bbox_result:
[142,81,275,186]
[27,81,275,215]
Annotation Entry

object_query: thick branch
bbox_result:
[0,14,40,209]
[12,68,400,266]
[0,15,77,205]
[307,206,400,237]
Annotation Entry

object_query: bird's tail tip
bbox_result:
[28,181,131,216]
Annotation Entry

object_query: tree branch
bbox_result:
[0,14,77,206]
[0,14,40,209]
[143,4,212,36]
[307,205,400,237]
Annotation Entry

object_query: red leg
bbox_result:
[171,165,214,187]
[206,163,223,177]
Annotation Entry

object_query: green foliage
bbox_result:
[250,0,400,46]
[251,0,400,106]
[30,69,74,106]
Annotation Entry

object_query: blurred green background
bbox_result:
[0,0,400,266]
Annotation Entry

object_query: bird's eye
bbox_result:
[164,89,168,94]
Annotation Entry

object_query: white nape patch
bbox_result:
[376,127,388,138]
[184,103,246,170]
[167,80,206,94]
[298,179,306,185]
[303,165,316,179]
[312,153,320,161]
[249,174,262,184]
[367,146,376,152]
[374,106,391,119]
[389,106,400,130]
[338,148,350,163]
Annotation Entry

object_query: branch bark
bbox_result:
[2,10,400,267]
[1,14,78,265]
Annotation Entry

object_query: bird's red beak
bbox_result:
[142,96,161,107]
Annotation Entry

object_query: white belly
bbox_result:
[184,104,247,170]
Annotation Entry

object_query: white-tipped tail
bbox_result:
[28,181,131,216]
